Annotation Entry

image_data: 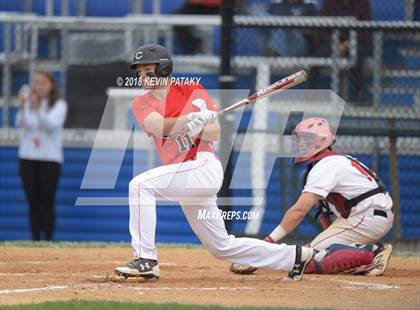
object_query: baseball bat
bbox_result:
[218,69,308,115]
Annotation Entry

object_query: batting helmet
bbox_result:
[292,117,334,164]
[129,44,173,77]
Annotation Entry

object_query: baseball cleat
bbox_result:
[285,246,314,281]
[367,243,393,276]
[115,257,160,279]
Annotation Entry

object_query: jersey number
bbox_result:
[350,160,373,182]
[176,133,195,153]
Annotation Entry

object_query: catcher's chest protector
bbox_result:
[301,150,386,219]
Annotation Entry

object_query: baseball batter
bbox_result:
[231,117,394,276]
[115,44,314,281]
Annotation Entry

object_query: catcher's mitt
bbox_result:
[229,263,258,275]
[229,236,275,275]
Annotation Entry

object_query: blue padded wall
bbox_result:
[144,0,184,14]
[85,0,130,17]
[0,146,199,243]
[0,1,24,12]
[371,0,405,21]
[1,146,420,241]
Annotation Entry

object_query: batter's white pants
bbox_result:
[310,209,394,250]
[129,152,296,271]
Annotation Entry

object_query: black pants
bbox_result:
[19,159,61,241]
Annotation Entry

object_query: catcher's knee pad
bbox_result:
[305,244,374,274]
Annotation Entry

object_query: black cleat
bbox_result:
[115,257,160,279]
[285,246,314,281]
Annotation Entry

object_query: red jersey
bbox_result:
[132,84,217,165]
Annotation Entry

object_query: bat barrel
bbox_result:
[219,69,308,115]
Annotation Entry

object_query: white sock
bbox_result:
[301,246,314,262]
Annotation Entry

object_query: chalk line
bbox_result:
[336,280,400,290]
[0,285,68,295]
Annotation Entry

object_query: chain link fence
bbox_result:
[229,1,420,248]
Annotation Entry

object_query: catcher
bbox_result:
[231,117,394,276]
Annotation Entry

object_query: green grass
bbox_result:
[392,251,420,257]
[0,300,328,310]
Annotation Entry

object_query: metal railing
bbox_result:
[1,14,419,127]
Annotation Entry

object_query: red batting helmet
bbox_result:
[292,117,334,164]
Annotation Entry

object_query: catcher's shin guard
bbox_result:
[305,244,374,274]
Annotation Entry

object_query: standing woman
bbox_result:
[15,71,67,241]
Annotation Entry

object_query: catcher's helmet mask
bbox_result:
[291,117,335,164]
[130,44,173,78]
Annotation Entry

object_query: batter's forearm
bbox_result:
[162,115,189,136]
[199,122,220,142]
[144,112,189,137]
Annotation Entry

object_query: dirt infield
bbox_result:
[0,245,419,309]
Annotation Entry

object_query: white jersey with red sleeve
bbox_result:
[303,155,393,218]
[132,83,217,165]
